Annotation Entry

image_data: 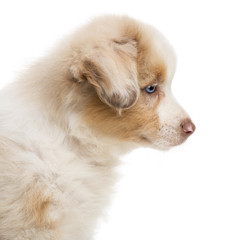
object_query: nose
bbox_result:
[180,119,196,135]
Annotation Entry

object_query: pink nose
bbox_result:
[180,119,196,135]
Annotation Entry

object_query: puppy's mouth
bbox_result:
[139,130,188,150]
[140,135,152,144]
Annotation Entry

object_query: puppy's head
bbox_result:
[69,16,195,150]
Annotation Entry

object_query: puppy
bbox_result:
[0,16,195,240]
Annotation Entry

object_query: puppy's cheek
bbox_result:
[81,95,160,144]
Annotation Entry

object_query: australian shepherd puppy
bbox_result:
[0,16,195,240]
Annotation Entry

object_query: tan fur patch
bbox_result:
[24,179,55,228]
[82,90,161,143]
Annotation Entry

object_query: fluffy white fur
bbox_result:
[0,16,195,240]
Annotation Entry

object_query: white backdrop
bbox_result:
[0,0,235,239]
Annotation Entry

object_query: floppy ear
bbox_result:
[70,38,139,109]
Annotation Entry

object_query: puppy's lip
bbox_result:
[140,135,153,144]
[140,133,188,149]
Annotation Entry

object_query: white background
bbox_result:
[0,0,235,239]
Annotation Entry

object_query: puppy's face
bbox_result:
[70,16,195,150]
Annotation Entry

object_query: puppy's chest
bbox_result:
[43,145,118,210]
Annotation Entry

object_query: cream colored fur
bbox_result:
[0,16,194,240]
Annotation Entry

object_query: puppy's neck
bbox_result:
[65,115,134,166]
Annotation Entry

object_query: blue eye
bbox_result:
[145,85,157,94]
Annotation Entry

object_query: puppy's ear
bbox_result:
[70,38,139,109]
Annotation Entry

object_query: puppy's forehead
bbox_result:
[152,29,177,83]
[137,55,167,88]
[137,27,177,88]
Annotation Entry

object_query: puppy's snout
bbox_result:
[180,119,195,135]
